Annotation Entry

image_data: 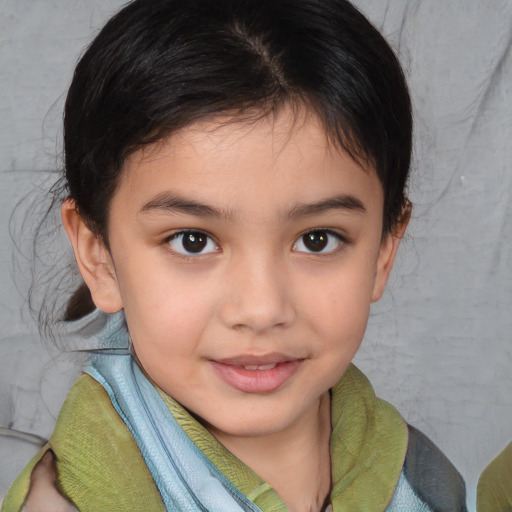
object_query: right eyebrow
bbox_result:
[139,192,235,221]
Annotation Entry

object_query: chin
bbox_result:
[202,405,302,439]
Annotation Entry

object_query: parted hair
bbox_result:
[63,0,412,320]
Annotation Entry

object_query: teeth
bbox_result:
[257,363,278,370]
[242,363,278,371]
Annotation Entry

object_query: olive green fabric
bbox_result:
[329,365,408,511]
[2,364,407,512]
[2,376,165,512]
[477,442,512,512]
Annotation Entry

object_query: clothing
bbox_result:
[477,443,512,512]
[3,313,466,512]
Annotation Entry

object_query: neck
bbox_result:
[209,392,332,512]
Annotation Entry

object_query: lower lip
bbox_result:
[210,360,302,394]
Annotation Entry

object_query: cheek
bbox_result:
[117,263,218,356]
[118,248,212,313]
[297,260,376,343]
[123,279,214,394]
[324,289,370,344]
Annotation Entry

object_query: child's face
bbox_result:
[87,108,401,438]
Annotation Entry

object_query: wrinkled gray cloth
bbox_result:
[1,2,511,509]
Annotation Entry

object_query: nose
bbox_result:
[219,253,296,334]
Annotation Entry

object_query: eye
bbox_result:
[293,229,344,254]
[167,230,219,255]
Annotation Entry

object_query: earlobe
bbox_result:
[61,199,123,313]
[371,202,411,303]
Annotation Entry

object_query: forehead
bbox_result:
[128,107,337,174]
[114,107,384,221]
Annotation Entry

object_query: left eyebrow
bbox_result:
[286,195,367,219]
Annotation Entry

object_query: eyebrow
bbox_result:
[140,192,366,221]
[140,192,235,221]
[286,195,367,219]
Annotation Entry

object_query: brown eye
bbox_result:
[293,229,343,254]
[168,231,218,255]
[182,232,207,252]
[303,231,328,251]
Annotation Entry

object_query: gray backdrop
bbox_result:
[1,1,511,509]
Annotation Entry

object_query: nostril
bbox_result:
[220,299,295,333]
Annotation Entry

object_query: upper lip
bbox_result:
[211,353,301,366]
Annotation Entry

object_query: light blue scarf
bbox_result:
[82,310,261,512]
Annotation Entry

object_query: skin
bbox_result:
[24,451,77,512]
[28,107,408,512]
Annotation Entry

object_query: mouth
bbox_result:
[209,355,303,394]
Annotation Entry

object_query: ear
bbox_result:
[371,202,411,302]
[61,199,123,313]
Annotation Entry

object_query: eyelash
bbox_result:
[164,228,347,258]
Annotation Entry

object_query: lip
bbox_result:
[213,353,297,366]
[210,354,303,394]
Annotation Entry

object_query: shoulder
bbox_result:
[399,424,467,512]
[51,374,164,511]
[3,374,164,512]
[49,373,138,460]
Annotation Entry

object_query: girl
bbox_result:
[3,0,467,510]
